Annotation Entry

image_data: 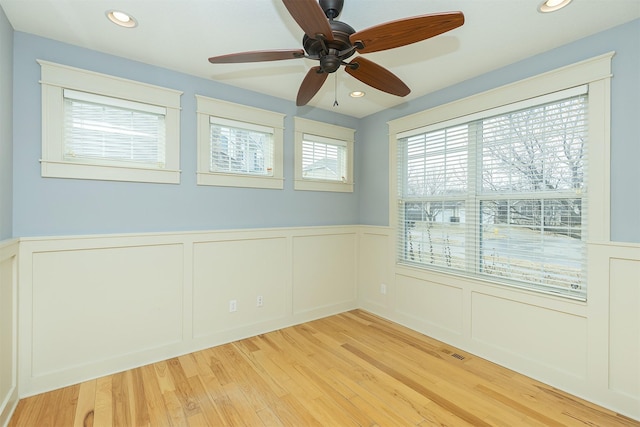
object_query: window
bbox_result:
[196,96,284,189]
[390,53,613,300]
[39,60,182,184]
[294,117,354,192]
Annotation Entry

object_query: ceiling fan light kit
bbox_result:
[208,0,464,107]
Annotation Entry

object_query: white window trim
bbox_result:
[196,95,284,189]
[389,52,613,296]
[294,117,355,192]
[39,60,182,184]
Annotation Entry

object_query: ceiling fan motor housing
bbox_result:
[303,20,356,73]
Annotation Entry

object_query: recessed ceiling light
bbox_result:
[538,0,573,13]
[349,91,365,98]
[106,10,138,28]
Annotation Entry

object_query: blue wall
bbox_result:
[12,32,359,237]
[9,19,640,243]
[356,19,640,244]
[0,7,12,240]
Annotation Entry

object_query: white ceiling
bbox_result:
[2,0,639,118]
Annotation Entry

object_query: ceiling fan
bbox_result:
[208,0,464,106]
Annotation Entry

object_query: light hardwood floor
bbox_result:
[9,310,639,426]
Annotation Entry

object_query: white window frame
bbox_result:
[196,95,284,189]
[294,117,355,192]
[39,60,182,184]
[389,52,613,299]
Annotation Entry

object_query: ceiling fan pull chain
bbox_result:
[333,73,339,107]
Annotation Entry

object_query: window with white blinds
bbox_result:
[397,87,588,299]
[39,60,182,183]
[294,117,354,192]
[64,90,167,168]
[209,117,274,176]
[196,95,284,189]
[302,134,347,182]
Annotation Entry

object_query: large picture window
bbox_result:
[397,88,588,298]
[390,52,613,301]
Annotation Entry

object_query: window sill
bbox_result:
[41,160,181,184]
[294,179,353,193]
[197,172,284,189]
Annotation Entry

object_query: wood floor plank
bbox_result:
[162,389,189,427]
[139,363,174,427]
[111,371,133,427]
[8,393,45,427]
[73,380,96,427]
[9,310,640,427]
[165,357,201,419]
[185,376,226,426]
[92,376,113,426]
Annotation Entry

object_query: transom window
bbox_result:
[397,87,589,299]
[294,117,354,193]
[302,134,348,183]
[209,117,273,176]
[196,95,284,189]
[39,60,182,184]
[63,90,166,168]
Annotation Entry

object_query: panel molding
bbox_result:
[17,226,358,397]
[0,239,18,427]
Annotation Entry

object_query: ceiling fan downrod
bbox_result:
[319,0,344,20]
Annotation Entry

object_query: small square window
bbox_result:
[294,117,354,192]
[196,96,284,189]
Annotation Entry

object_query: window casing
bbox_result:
[39,60,182,184]
[294,117,354,192]
[196,96,284,189]
[389,53,613,300]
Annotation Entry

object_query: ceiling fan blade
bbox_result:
[208,49,305,63]
[297,66,328,106]
[282,0,334,41]
[345,57,410,97]
[349,12,464,54]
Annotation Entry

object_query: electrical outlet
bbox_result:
[256,295,264,307]
[229,299,237,312]
[380,283,387,295]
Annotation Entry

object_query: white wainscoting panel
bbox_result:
[18,226,358,397]
[608,257,640,399]
[192,237,289,338]
[30,244,184,377]
[396,273,464,336]
[470,292,588,379]
[0,240,18,427]
[357,230,391,310]
[292,232,357,316]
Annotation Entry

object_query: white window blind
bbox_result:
[397,88,588,299]
[209,116,274,176]
[302,133,347,182]
[63,89,167,168]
